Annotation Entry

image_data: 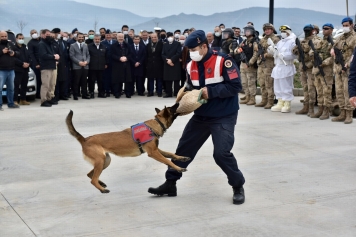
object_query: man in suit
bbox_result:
[101,29,116,97]
[122,25,133,45]
[140,30,151,46]
[99,28,106,41]
[234,27,243,45]
[88,34,107,98]
[145,33,164,97]
[162,32,182,98]
[212,26,222,50]
[111,33,132,98]
[69,33,90,100]
[129,35,146,96]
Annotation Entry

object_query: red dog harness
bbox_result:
[131,123,156,154]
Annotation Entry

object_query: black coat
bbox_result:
[111,41,132,83]
[88,43,107,71]
[38,40,56,70]
[57,39,69,82]
[14,44,30,73]
[0,41,19,70]
[128,44,146,77]
[27,38,41,67]
[145,41,164,79]
[162,41,181,81]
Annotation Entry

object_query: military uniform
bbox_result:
[256,33,280,108]
[238,37,259,105]
[332,28,356,123]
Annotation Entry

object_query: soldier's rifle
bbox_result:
[327,35,347,74]
[308,40,327,85]
[295,38,307,71]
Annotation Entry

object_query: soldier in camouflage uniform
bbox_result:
[255,23,280,109]
[308,23,335,120]
[293,24,316,116]
[330,17,356,124]
[236,25,259,105]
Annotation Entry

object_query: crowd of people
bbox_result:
[1,19,356,125]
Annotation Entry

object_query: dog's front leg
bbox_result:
[147,148,187,173]
[158,148,191,162]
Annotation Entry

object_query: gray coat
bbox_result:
[69,42,90,70]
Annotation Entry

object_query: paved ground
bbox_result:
[1,94,355,237]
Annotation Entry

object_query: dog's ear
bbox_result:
[170,103,179,114]
[155,108,161,114]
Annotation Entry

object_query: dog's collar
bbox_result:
[154,117,167,134]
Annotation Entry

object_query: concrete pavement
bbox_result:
[0,94,355,237]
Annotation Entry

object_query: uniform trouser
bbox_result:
[72,68,88,97]
[313,67,333,107]
[308,71,323,105]
[258,66,272,99]
[240,67,257,97]
[40,69,57,103]
[299,68,313,105]
[257,66,267,99]
[164,80,180,96]
[148,78,163,94]
[88,70,104,94]
[103,66,112,93]
[31,65,41,98]
[130,76,145,95]
[165,116,245,188]
[14,71,29,101]
[274,76,294,101]
[0,70,15,107]
[334,68,354,111]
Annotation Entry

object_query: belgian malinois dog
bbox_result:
[65,104,189,193]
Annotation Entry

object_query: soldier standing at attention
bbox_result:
[330,17,356,124]
[255,23,280,109]
[293,24,316,116]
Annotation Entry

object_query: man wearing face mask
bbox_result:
[174,30,181,41]
[68,28,78,45]
[161,32,181,97]
[122,25,133,45]
[148,30,245,205]
[69,32,90,100]
[212,26,222,50]
[160,30,168,43]
[14,33,31,106]
[330,17,356,124]
[85,30,95,45]
[255,23,280,108]
[235,25,258,106]
[307,23,335,120]
[38,29,60,107]
[292,24,316,115]
[28,29,42,99]
[269,25,297,113]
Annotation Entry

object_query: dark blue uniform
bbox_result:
[348,47,356,98]
[165,50,245,188]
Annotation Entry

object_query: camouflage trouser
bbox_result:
[334,68,354,111]
[240,67,257,97]
[313,67,333,107]
[309,73,323,105]
[257,66,267,99]
[259,66,274,100]
[299,68,313,105]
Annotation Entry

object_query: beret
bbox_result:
[184,30,206,49]
[342,17,353,24]
[71,28,78,34]
[322,23,334,29]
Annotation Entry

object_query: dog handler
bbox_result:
[148,30,246,204]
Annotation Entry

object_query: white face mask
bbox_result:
[85,37,88,40]
[167,37,174,43]
[190,50,203,62]
[63,37,68,41]
[174,34,180,38]
[73,34,77,38]
[184,33,188,37]
[215,32,221,37]
[179,40,185,45]
[343,27,351,33]
[123,31,128,35]
[17,39,25,44]
[281,32,288,39]
[31,33,38,39]
[220,28,225,31]
[57,34,61,39]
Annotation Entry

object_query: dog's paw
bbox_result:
[180,157,191,162]
[99,180,107,188]
[100,189,110,194]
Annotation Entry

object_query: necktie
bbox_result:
[135,45,138,52]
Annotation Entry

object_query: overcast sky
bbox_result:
[72,0,356,18]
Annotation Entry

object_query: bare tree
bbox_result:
[154,20,160,27]
[94,17,99,33]
[17,20,28,33]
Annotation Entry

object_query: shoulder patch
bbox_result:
[227,68,238,80]
[224,59,233,68]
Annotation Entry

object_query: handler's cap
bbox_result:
[184,30,206,49]
[279,25,292,31]
[322,23,334,29]
[341,17,353,24]
[51,28,61,34]
[72,28,78,34]
[154,27,161,31]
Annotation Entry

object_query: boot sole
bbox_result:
[233,199,245,205]
[148,190,177,197]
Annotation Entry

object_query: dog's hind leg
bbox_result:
[87,152,111,189]
[158,148,191,162]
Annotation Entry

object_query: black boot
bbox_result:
[148,180,177,196]
[232,186,245,205]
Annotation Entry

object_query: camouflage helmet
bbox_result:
[222,28,234,39]
[313,25,320,34]
[263,23,275,31]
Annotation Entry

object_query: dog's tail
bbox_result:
[66,110,85,144]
